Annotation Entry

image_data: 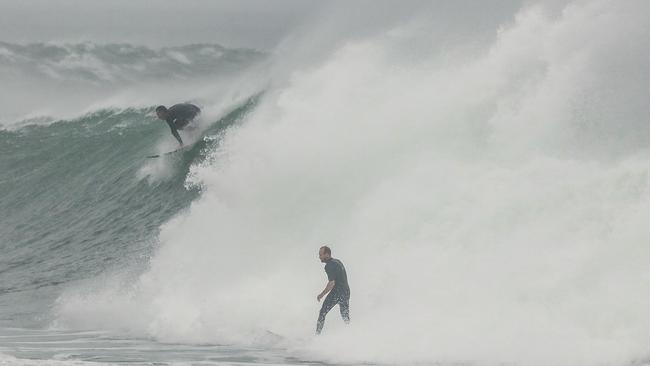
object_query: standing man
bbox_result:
[316,245,350,334]
[155,103,201,146]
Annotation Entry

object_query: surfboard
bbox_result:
[145,146,187,159]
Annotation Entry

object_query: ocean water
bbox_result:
[2,1,650,365]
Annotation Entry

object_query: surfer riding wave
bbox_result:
[156,103,201,146]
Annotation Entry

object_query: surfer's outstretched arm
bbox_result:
[166,120,184,146]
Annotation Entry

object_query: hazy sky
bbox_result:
[0,0,528,50]
[0,0,322,49]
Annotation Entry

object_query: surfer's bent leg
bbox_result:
[316,292,338,334]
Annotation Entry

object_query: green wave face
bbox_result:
[0,97,257,327]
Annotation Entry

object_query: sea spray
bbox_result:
[52,1,650,365]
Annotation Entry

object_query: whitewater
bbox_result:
[2,1,650,365]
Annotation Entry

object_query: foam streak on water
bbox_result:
[0,328,315,366]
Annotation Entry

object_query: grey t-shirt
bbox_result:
[324,258,350,294]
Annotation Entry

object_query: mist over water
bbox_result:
[0,42,265,126]
[3,0,650,365]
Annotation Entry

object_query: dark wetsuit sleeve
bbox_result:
[166,119,183,145]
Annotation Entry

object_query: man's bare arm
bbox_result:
[317,280,335,302]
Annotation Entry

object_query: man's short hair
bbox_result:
[155,105,167,113]
[320,245,331,255]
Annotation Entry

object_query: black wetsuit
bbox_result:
[165,103,201,145]
[316,258,350,334]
